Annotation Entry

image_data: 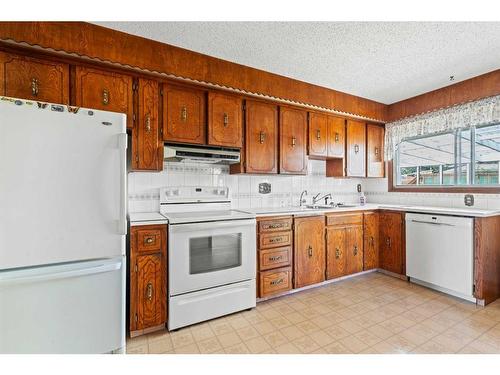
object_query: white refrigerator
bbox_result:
[0,97,127,353]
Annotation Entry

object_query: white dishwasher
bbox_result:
[406,213,475,302]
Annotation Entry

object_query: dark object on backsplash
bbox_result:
[357,184,362,193]
[464,194,474,207]
[259,182,271,194]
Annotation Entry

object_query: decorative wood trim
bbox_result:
[474,216,500,304]
[0,21,386,122]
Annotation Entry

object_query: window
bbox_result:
[395,122,500,188]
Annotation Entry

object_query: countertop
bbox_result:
[129,212,168,226]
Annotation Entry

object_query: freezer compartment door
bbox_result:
[0,256,125,353]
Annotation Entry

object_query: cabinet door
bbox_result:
[327,116,345,158]
[308,112,328,158]
[294,216,325,288]
[379,212,403,274]
[163,85,206,144]
[363,212,379,270]
[345,226,364,275]
[245,100,278,174]
[279,106,307,174]
[207,92,242,148]
[133,79,161,171]
[136,254,164,330]
[346,120,366,177]
[0,51,69,104]
[326,227,346,279]
[367,124,385,177]
[74,66,133,129]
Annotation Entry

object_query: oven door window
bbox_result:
[189,233,242,274]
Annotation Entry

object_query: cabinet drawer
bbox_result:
[259,231,292,249]
[137,229,162,253]
[258,217,292,233]
[326,213,363,226]
[259,267,292,297]
[259,246,292,271]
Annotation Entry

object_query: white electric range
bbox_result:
[160,186,257,330]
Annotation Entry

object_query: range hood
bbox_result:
[163,144,240,164]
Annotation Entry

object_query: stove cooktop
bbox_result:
[161,209,255,224]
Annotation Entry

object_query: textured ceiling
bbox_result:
[95,22,500,104]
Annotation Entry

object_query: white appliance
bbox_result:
[406,213,475,302]
[0,97,127,353]
[163,144,240,164]
[160,186,256,330]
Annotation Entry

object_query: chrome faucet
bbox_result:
[313,193,333,205]
[299,190,308,206]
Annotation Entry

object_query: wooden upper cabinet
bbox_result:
[74,66,133,129]
[294,216,325,288]
[163,85,206,144]
[207,92,242,148]
[346,120,366,177]
[379,211,403,275]
[366,124,385,177]
[245,100,278,174]
[363,212,379,270]
[279,106,307,175]
[308,112,328,158]
[0,51,69,104]
[133,79,161,171]
[327,116,345,158]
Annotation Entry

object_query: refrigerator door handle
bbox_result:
[118,133,128,235]
[0,259,122,286]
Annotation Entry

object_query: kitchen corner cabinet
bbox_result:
[379,211,404,275]
[294,216,325,288]
[279,106,307,174]
[366,124,385,177]
[129,225,167,337]
[346,120,366,177]
[131,79,162,171]
[363,211,379,270]
[207,91,243,148]
[308,112,328,158]
[163,85,206,144]
[0,51,69,104]
[74,66,134,129]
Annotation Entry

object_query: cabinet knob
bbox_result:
[307,245,313,258]
[335,132,339,142]
[335,247,341,259]
[259,131,266,144]
[181,106,187,122]
[145,237,154,244]
[145,114,151,133]
[146,283,153,300]
[102,89,109,105]
[354,144,360,154]
[291,136,296,147]
[31,78,39,97]
[223,112,229,127]
[316,129,321,140]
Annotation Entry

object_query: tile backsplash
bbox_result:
[127,160,500,213]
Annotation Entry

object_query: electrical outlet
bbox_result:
[259,182,271,194]
[464,194,474,207]
[357,184,362,193]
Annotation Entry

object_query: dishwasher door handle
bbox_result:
[411,219,455,227]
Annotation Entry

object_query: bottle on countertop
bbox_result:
[358,192,366,206]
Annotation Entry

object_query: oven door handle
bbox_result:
[168,219,256,233]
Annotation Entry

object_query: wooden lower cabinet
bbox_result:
[326,226,346,279]
[379,211,404,275]
[129,225,167,336]
[363,212,379,270]
[294,216,325,288]
[259,267,293,297]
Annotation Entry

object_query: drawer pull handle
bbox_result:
[370,236,374,246]
[269,237,283,243]
[259,131,266,144]
[270,278,284,286]
[31,78,39,97]
[316,129,321,140]
[375,147,379,156]
[353,245,358,256]
[335,132,339,142]
[223,112,229,127]
[269,255,283,262]
[145,114,151,133]
[354,144,360,154]
[102,89,109,105]
[145,237,154,244]
[267,223,284,229]
[291,136,296,147]
[386,237,391,247]
[307,245,313,258]
[335,247,341,259]
[146,283,153,300]
[181,106,187,122]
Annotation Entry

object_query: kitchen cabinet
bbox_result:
[131,79,162,171]
[308,112,328,158]
[326,213,363,279]
[0,51,69,104]
[363,211,379,270]
[163,85,206,144]
[346,120,366,177]
[366,124,385,177]
[207,91,243,148]
[294,216,325,288]
[379,211,404,275]
[74,66,134,129]
[244,100,278,174]
[279,106,308,174]
[129,225,167,337]
[327,116,346,158]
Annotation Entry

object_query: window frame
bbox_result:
[389,123,500,193]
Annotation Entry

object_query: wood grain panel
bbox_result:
[327,116,345,158]
[345,226,363,275]
[474,216,500,304]
[279,106,307,174]
[259,231,292,249]
[379,211,403,275]
[136,254,163,330]
[363,212,379,270]
[346,120,366,177]
[366,124,385,178]
[258,217,293,233]
[308,112,328,158]
[326,213,363,226]
[259,267,292,297]
[207,91,243,148]
[326,226,346,279]
[258,246,292,271]
[294,216,325,288]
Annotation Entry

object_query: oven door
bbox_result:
[168,219,256,296]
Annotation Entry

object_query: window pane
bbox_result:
[457,129,472,185]
[474,124,500,185]
[399,166,417,185]
[419,165,440,185]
